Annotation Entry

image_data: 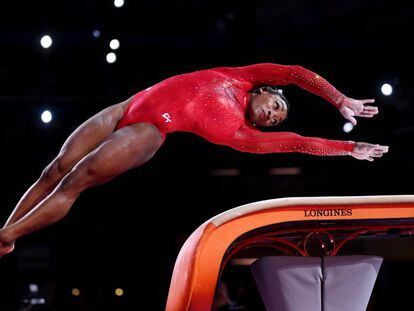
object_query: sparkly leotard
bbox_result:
[116,63,354,156]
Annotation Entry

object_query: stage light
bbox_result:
[71,288,80,296]
[115,288,124,296]
[92,30,101,38]
[343,122,354,133]
[41,110,52,123]
[106,52,117,63]
[381,83,393,96]
[114,0,124,8]
[29,284,39,293]
[110,39,120,50]
[40,35,52,49]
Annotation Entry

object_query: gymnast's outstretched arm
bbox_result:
[228,125,388,160]
[235,63,379,124]
[235,63,345,105]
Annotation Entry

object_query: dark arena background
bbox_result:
[1,1,414,310]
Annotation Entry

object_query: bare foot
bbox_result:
[0,243,14,258]
[0,231,15,257]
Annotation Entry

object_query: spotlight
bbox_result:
[71,288,80,297]
[92,30,101,38]
[29,284,39,293]
[40,35,53,49]
[41,110,52,123]
[381,83,393,96]
[114,0,124,8]
[106,52,117,64]
[343,122,354,133]
[22,283,46,306]
[115,288,124,296]
[110,39,120,50]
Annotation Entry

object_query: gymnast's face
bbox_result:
[248,90,288,127]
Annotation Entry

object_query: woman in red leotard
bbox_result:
[0,63,388,256]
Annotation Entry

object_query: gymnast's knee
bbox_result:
[40,156,72,184]
[57,164,99,197]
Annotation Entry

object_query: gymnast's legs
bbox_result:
[4,98,132,228]
[0,99,164,257]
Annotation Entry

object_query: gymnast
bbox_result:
[0,63,388,257]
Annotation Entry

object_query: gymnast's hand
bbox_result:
[350,142,389,162]
[339,97,378,126]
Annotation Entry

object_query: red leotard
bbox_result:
[117,63,355,156]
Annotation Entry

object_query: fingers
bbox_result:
[358,113,375,118]
[346,99,378,120]
[371,151,384,158]
[356,105,379,118]
[367,145,389,160]
[363,105,378,111]
[362,106,378,113]
[352,143,389,162]
[348,116,357,126]
[368,144,388,153]
[374,144,389,153]
[363,106,378,113]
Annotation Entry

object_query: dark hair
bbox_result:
[250,86,290,113]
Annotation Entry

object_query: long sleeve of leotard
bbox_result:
[235,63,346,107]
[229,125,355,156]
